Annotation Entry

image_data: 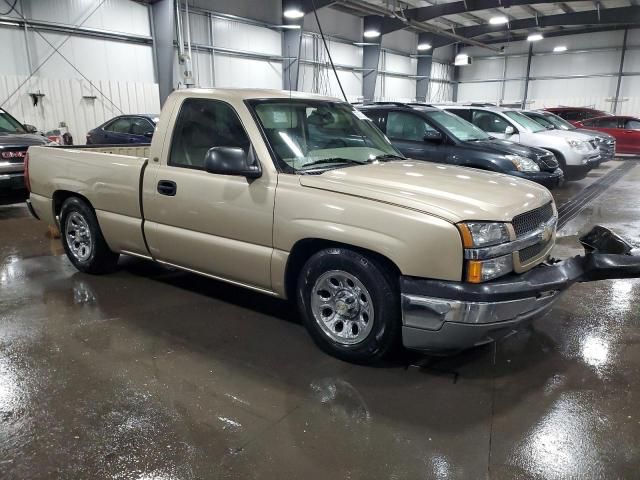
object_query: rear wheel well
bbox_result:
[284,239,401,301]
[53,191,93,218]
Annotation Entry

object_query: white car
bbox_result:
[444,105,601,180]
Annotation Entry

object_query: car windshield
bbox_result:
[0,109,26,134]
[539,112,575,130]
[422,110,490,141]
[504,111,546,133]
[248,99,403,173]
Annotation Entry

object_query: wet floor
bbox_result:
[1,161,639,479]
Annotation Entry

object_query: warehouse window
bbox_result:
[169,98,250,169]
[386,111,436,141]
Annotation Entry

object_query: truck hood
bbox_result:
[299,160,553,224]
[0,133,49,147]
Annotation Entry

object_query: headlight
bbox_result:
[505,154,540,172]
[457,222,511,248]
[566,139,589,152]
[466,254,514,283]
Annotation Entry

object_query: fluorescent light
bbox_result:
[353,42,379,46]
[553,45,567,52]
[489,16,508,25]
[527,33,543,41]
[283,8,304,19]
[0,20,19,26]
[363,29,381,38]
[417,43,432,51]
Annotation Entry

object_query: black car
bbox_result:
[357,103,564,188]
[522,110,616,162]
[0,108,49,198]
[86,114,158,145]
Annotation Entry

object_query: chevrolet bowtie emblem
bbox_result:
[541,223,552,242]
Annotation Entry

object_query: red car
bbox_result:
[574,116,640,155]
[544,107,611,126]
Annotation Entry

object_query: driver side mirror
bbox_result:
[204,146,262,179]
[23,124,38,134]
[424,130,444,144]
[545,124,555,130]
[143,131,154,139]
[504,125,515,136]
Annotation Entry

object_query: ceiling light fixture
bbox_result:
[489,16,509,25]
[553,45,567,52]
[363,29,381,38]
[527,33,543,41]
[283,8,304,19]
[417,43,432,51]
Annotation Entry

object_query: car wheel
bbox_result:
[60,197,119,274]
[297,247,401,364]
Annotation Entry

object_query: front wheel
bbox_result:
[60,197,119,274]
[297,248,401,364]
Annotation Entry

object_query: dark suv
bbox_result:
[357,103,564,188]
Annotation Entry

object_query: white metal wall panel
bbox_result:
[531,51,620,77]
[0,75,159,144]
[503,80,524,104]
[617,76,640,115]
[299,65,362,102]
[527,77,618,110]
[214,56,282,89]
[505,57,527,79]
[381,30,417,55]
[379,76,416,102]
[212,18,280,56]
[181,11,211,45]
[458,82,501,103]
[302,8,362,42]
[0,27,29,76]
[24,0,150,36]
[26,31,155,83]
[458,58,504,82]
[326,41,362,67]
[384,53,415,75]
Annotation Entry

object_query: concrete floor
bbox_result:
[1,161,639,479]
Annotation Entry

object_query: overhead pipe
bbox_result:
[175,0,194,87]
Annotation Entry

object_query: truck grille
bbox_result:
[518,241,549,262]
[512,202,555,237]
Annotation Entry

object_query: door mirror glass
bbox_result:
[504,125,515,135]
[204,146,261,178]
[23,124,38,134]
[423,130,444,143]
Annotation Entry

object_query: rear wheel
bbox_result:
[60,197,119,274]
[297,247,401,364]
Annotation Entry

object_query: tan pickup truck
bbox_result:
[25,88,640,363]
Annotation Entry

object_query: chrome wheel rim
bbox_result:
[310,270,374,345]
[65,212,93,262]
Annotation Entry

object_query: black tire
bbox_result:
[297,247,401,364]
[59,197,119,274]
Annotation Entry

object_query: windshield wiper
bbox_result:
[371,153,405,161]
[299,158,365,170]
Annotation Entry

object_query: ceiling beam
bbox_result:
[520,5,541,16]
[430,5,640,46]
[482,24,633,44]
[460,12,485,24]
[381,0,589,34]
[557,3,575,13]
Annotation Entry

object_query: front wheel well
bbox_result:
[544,149,567,168]
[284,238,401,301]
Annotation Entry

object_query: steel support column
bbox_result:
[362,15,382,102]
[522,43,533,109]
[613,28,628,114]
[151,0,175,107]
[415,33,433,102]
[282,26,304,91]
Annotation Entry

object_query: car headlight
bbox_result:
[457,222,514,283]
[458,222,511,248]
[505,154,540,172]
[566,139,589,152]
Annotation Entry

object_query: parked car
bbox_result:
[358,102,563,188]
[445,105,601,180]
[25,89,640,363]
[0,107,49,198]
[522,110,616,162]
[86,114,159,145]
[544,107,611,126]
[574,116,640,155]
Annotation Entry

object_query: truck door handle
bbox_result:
[157,180,177,196]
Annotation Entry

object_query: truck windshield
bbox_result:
[422,110,490,141]
[0,109,26,134]
[248,99,403,173]
[504,111,546,133]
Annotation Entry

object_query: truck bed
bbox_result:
[28,144,150,256]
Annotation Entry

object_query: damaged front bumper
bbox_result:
[401,226,640,352]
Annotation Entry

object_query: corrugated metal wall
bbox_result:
[0,0,157,143]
